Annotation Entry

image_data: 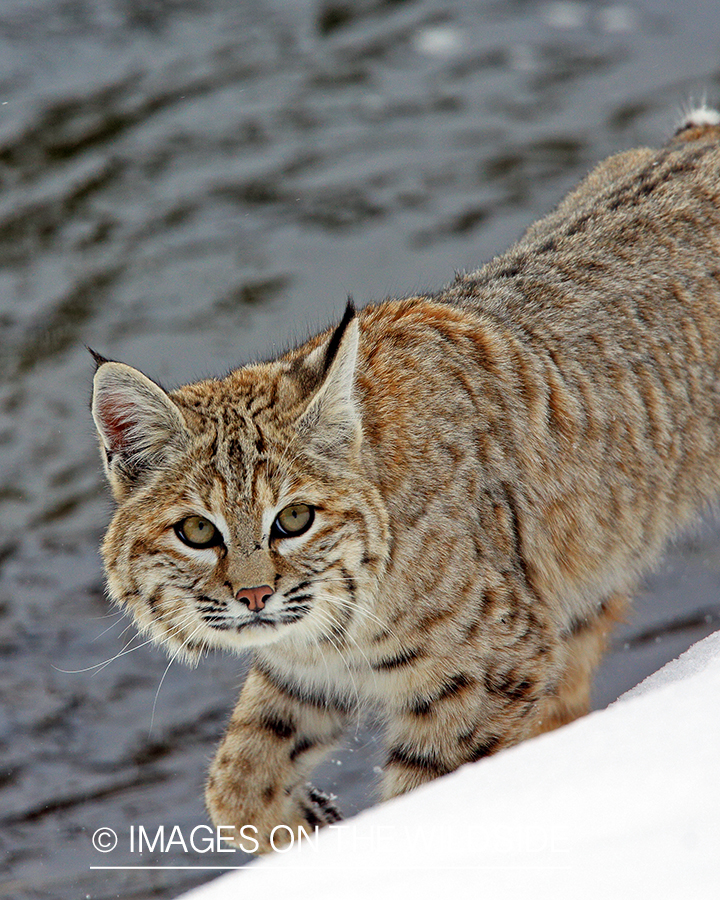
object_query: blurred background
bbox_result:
[1,0,720,897]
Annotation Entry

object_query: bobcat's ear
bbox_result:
[92,359,187,497]
[297,302,361,461]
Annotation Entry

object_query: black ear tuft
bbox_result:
[87,347,111,370]
[323,298,357,375]
[296,299,360,462]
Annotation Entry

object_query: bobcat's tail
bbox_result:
[674,102,720,141]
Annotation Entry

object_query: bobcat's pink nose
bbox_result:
[236,585,273,612]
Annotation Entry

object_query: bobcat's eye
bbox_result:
[174,515,222,549]
[272,504,315,538]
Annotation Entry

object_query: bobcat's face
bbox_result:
[102,429,385,660]
[93,309,389,662]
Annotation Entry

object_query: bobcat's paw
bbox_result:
[205,776,343,854]
[263,784,343,851]
[297,783,343,828]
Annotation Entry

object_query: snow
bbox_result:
[182,632,720,899]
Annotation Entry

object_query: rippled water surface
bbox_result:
[2,1,720,897]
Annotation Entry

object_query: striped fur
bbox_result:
[93,112,720,851]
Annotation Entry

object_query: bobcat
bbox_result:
[92,108,720,852]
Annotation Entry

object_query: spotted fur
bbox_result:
[93,113,720,851]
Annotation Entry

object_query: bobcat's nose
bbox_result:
[236,584,273,612]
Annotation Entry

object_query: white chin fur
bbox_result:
[208,622,288,653]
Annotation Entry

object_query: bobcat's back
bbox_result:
[438,120,720,625]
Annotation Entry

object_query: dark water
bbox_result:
[2,1,720,897]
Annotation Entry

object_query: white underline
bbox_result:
[91,866,257,870]
[90,865,571,871]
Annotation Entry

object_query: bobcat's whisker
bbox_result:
[149,620,207,734]
[306,606,364,721]
[90,610,132,643]
[54,630,155,675]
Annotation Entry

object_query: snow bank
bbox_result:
[182,632,720,899]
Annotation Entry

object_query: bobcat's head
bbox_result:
[91,304,388,662]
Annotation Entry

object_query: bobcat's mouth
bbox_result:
[196,593,312,636]
[203,614,278,631]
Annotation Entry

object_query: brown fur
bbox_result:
[92,114,720,851]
